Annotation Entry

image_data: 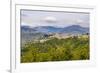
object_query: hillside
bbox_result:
[21,35,89,63]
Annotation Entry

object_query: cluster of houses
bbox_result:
[44,33,89,39]
[39,33,89,43]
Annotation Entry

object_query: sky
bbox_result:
[21,10,90,28]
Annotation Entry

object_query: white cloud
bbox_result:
[43,16,57,23]
[76,19,84,23]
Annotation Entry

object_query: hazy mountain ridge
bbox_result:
[21,25,89,34]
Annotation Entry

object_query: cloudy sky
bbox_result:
[21,10,89,28]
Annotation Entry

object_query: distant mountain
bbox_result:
[61,25,89,34]
[21,26,37,33]
[21,25,89,34]
[33,26,62,33]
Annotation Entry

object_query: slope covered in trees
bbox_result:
[21,36,89,63]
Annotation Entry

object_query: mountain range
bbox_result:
[21,25,89,34]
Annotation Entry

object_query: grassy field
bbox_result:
[21,35,89,63]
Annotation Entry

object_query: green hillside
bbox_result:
[21,36,89,63]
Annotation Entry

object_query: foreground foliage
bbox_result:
[21,36,89,63]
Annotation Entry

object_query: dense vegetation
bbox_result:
[21,36,89,63]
